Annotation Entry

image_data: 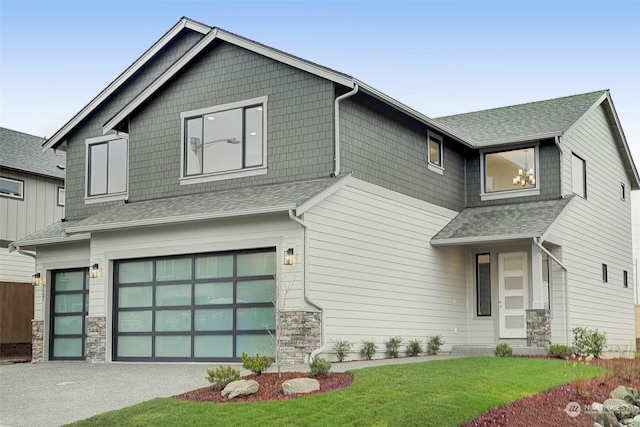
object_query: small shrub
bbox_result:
[406,339,423,357]
[385,336,403,358]
[566,354,594,397]
[494,343,513,357]
[332,339,353,362]
[361,340,377,360]
[571,327,607,358]
[547,344,571,359]
[205,365,241,390]
[310,356,332,376]
[427,334,444,355]
[241,352,272,375]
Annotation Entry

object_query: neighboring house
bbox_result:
[0,127,65,356]
[634,191,640,300]
[10,18,638,363]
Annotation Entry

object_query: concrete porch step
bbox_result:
[451,345,548,357]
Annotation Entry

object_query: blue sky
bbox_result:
[1,0,639,165]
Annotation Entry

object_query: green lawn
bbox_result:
[66,357,601,427]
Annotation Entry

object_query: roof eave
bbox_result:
[10,233,90,250]
[42,17,209,152]
[64,205,295,234]
[430,233,537,247]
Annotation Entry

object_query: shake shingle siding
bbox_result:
[340,96,467,212]
[64,30,205,221]
[127,41,334,201]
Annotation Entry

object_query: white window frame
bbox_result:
[571,152,587,199]
[0,177,24,200]
[479,143,540,201]
[427,130,444,175]
[179,96,268,185]
[57,187,65,207]
[84,133,129,204]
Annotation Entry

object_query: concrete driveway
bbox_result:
[0,355,461,427]
[0,361,220,427]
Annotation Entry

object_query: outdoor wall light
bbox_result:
[90,263,100,278]
[283,248,294,265]
[32,272,43,287]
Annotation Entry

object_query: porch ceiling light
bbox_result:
[90,263,100,279]
[283,248,294,265]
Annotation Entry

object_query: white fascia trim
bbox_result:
[355,79,475,148]
[478,132,563,147]
[103,29,220,133]
[562,91,608,141]
[11,233,91,248]
[184,19,211,34]
[430,234,536,246]
[64,205,294,234]
[43,18,199,152]
[295,173,353,215]
[216,31,354,88]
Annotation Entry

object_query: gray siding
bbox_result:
[64,39,335,220]
[340,95,467,212]
[465,139,561,207]
[127,41,334,201]
[64,30,205,220]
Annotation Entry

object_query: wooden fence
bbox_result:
[0,281,34,344]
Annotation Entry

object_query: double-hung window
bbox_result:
[181,96,267,184]
[85,133,128,202]
[480,144,539,201]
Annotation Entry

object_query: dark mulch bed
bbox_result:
[174,371,354,403]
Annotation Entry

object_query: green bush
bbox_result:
[332,339,353,362]
[241,352,272,375]
[361,340,377,360]
[494,343,513,357]
[205,365,241,390]
[309,356,332,376]
[571,327,607,358]
[406,339,423,357]
[547,344,571,359]
[385,336,403,358]
[427,334,444,355]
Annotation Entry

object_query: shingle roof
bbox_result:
[64,176,348,234]
[434,91,607,146]
[0,127,66,179]
[9,219,88,249]
[431,197,573,245]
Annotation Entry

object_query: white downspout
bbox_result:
[14,245,37,262]
[288,209,325,362]
[534,237,570,345]
[331,84,359,177]
[554,136,565,197]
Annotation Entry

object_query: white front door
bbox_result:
[498,252,528,338]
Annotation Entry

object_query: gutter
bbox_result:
[331,84,359,177]
[288,209,325,362]
[533,237,570,345]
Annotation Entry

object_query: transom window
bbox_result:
[85,133,128,201]
[181,97,267,183]
[481,145,539,200]
[0,177,24,199]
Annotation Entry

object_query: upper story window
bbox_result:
[571,153,587,198]
[0,177,24,200]
[85,133,128,203]
[427,131,443,174]
[180,96,268,184]
[480,145,539,201]
[57,187,65,207]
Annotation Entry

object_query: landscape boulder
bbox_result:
[281,378,320,396]
[221,379,259,399]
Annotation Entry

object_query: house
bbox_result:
[10,17,638,363]
[0,127,65,357]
